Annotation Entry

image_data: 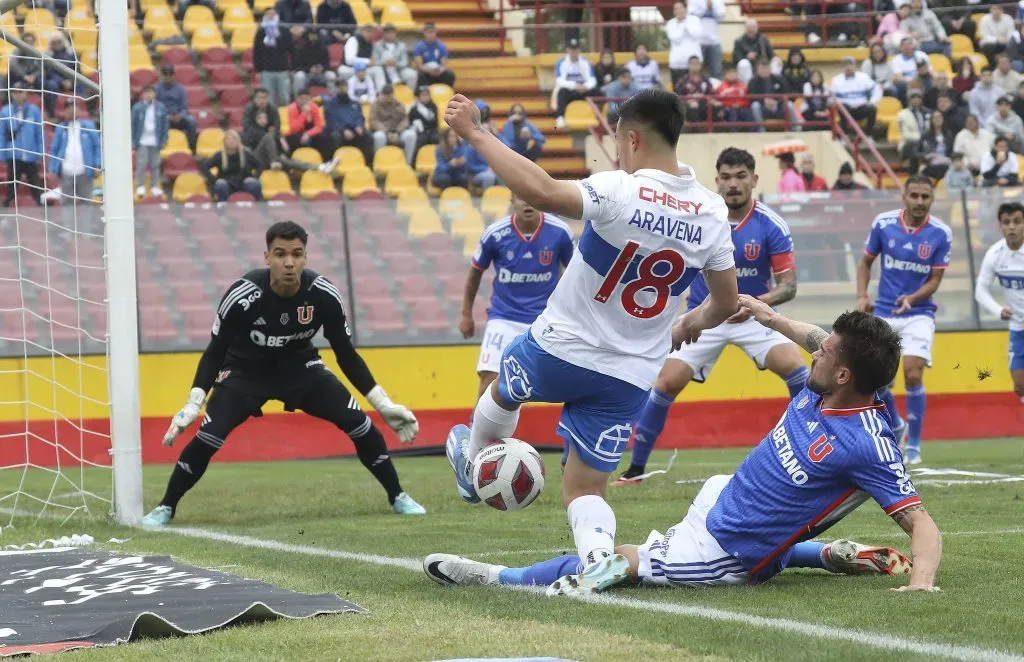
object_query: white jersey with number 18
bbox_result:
[530,166,735,391]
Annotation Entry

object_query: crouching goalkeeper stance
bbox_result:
[141,221,426,526]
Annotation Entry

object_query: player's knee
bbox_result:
[655,364,690,398]
[903,367,924,387]
[477,371,498,398]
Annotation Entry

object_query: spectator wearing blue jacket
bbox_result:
[603,67,641,125]
[131,85,169,198]
[0,85,44,205]
[464,141,497,190]
[48,102,101,227]
[156,64,197,150]
[321,89,373,163]
[431,127,470,190]
[499,103,545,162]
[43,35,78,116]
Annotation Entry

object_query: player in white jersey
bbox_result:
[442,89,738,575]
[975,202,1024,400]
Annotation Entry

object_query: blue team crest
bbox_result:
[796,394,810,409]
[917,243,932,259]
[744,239,760,261]
[539,249,553,266]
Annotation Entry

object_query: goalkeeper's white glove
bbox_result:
[163,387,207,447]
[366,385,418,444]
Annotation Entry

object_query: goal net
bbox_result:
[0,0,141,529]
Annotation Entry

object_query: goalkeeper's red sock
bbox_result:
[160,436,218,514]
[353,425,404,504]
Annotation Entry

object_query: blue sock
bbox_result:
[787,541,827,570]
[877,386,903,429]
[905,385,926,452]
[782,365,809,399]
[498,554,581,586]
[630,388,674,469]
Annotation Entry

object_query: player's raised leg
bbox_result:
[787,540,912,575]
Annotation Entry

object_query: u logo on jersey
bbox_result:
[744,240,761,261]
[539,250,553,266]
[808,434,834,463]
[297,305,314,325]
[917,243,932,259]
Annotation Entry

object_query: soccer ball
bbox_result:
[472,438,545,512]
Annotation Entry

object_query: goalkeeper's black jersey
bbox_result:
[191,268,375,394]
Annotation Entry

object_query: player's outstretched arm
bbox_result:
[445,94,584,220]
[737,294,829,354]
[674,267,739,348]
[890,504,943,592]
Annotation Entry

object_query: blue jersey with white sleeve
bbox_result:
[471,214,574,324]
[687,201,794,309]
[705,387,921,582]
[864,209,952,318]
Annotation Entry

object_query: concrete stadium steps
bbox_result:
[405,0,511,56]
[404,0,491,18]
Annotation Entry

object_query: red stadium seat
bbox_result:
[227,191,255,202]
[223,107,245,127]
[394,276,437,303]
[194,111,221,130]
[355,277,391,298]
[354,189,386,201]
[409,300,451,333]
[239,48,253,70]
[161,47,192,66]
[310,190,341,201]
[270,191,299,201]
[418,233,459,255]
[163,152,198,179]
[361,299,406,334]
[174,64,202,87]
[219,88,249,110]
[209,65,243,90]
[201,47,232,66]
[129,68,158,93]
[187,87,210,108]
[328,43,343,69]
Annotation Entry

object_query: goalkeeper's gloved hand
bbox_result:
[163,387,207,447]
[366,385,418,444]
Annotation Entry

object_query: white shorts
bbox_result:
[637,474,751,587]
[879,315,935,364]
[668,317,795,382]
[476,319,530,374]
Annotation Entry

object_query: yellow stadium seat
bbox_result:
[196,128,225,158]
[414,144,436,176]
[221,5,254,34]
[0,11,17,30]
[129,45,154,72]
[430,85,454,127]
[384,166,419,197]
[396,186,430,217]
[137,0,169,12]
[949,34,974,59]
[278,106,290,133]
[143,4,173,32]
[481,185,511,220]
[439,186,472,219]
[172,172,209,202]
[968,52,988,71]
[370,0,398,9]
[260,169,293,198]
[876,96,902,126]
[380,3,415,30]
[351,0,373,24]
[291,147,323,166]
[461,233,478,258]
[182,4,215,34]
[160,129,191,158]
[191,24,227,53]
[342,167,379,198]
[393,84,414,107]
[217,0,249,8]
[64,14,95,32]
[150,22,184,51]
[78,49,97,76]
[449,209,485,238]
[23,8,55,30]
[252,0,275,12]
[928,53,952,75]
[300,170,337,199]
[886,118,901,145]
[332,146,367,176]
[407,208,443,237]
[372,145,407,176]
[230,23,257,53]
[67,27,98,55]
[564,99,598,131]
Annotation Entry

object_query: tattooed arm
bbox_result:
[760,268,798,307]
[890,504,943,591]
[736,294,828,353]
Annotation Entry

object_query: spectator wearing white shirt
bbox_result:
[980,135,1020,186]
[552,39,597,128]
[953,113,995,174]
[625,45,662,90]
[890,36,930,103]
[370,24,417,91]
[979,3,1015,64]
[339,23,376,82]
[832,56,882,133]
[688,0,725,79]
[48,102,101,228]
[971,68,1005,128]
[664,1,702,87]
[994,54,1022,97]
[347,61,376,103]
[862,43,896,95]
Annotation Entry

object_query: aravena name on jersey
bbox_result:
[687,200,795,310]
[471,213,574,324]
[865,209,952,317]
[705,387,920,583]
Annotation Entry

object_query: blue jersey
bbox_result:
[864,209,952,318]
[687,201,794,309]
[705,387,921,582]
[472,214,574,324]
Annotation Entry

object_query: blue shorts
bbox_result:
[1010,330,1024,371]
[496,331,649,473]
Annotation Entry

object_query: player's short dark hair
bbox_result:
[266,221,308,247]
[904,174,933,190]
[831,311,901,395]
[715,147,756,173]
[617,88,685,146]
[998,202,1024,219]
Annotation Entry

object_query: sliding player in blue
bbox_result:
[425,299,943,593]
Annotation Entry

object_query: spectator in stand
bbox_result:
[243,88,280,137]
[552,39,596,128]
[801,68,832,126]
[155,63,196,151]
[715,67,752,127]
[833,162,867,190]
[994,54,1022,97]
[408,85,439,151]
[832,56,881,134]
[972,68,1004,128]
[129,85,166,199]
[1008,25,1024,74]
[604,67,641,125]
[952,56,977,97]
[284,89,329,158]
[370,84,416,163]
[988,95,1024,153]
[980,134,1020,186]
[799,153,828,191]
[315,0,356,45]
[913,58,934,99]
[625,45,661,90]
[747,58,796,131]
[924,70,957,109]
[347,61,376,103]
[979,3,1015,64]
[664,1,702,87]
[953,113,994,174]
[464,141,497,191]
[43,35,76,116]
[804,0,862,45]
[593,49,617,91]
[897,87,930,172]
[252,110,331,177]
[500,103,545,162]
[776,152,805,193]
[340,23,376,81]
[782,48,810,95]
[891,37,930,103]
[1014,81,1024,124]
[873,7,902,53]
[6,33,42,93]
[322,87,373,163]
[371,24,417,90]
[936,91,965,136]
[689,0,725,79]
[475,99,499,136]
[431,128,469,190]
[275,0,313,26]
[0,84,42,206]
[900,0,950,56]
[676,56,717,124]
[413,23,456,89]
[201,130,263,201]
[943,152,974,190]
[293,28,337,95]
[254,7,294,108]
[48,101,101,216]
[242,107,271,149]
[938,0,978,49]
[862,43,896,96]
[918,111,954,179]
[733,19,777,84]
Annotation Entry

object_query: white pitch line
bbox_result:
[150,525,1023,662]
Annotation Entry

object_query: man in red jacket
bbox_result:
[799,153,829,191]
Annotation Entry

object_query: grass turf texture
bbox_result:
[2,438,1023,661]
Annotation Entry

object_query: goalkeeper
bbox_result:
[141,221,426,526]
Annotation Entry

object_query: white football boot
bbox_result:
[423,553,505,587]
[823,539,913,575]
